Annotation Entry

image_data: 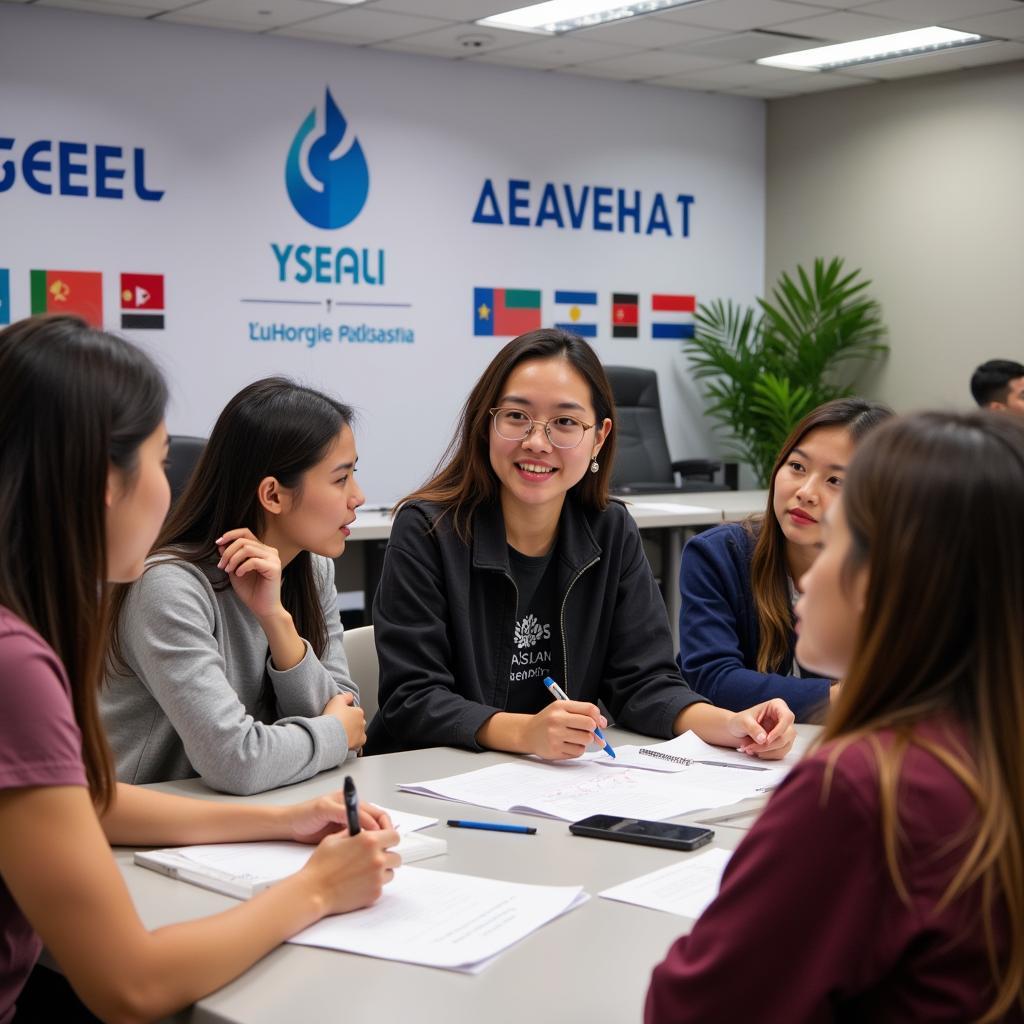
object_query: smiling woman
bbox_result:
[102,377,368,795]
[676,397,892,721]
[367,328,798,762]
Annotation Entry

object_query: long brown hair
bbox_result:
[0,316,168,811]
[401,329,617,540]
[749,398,892,673]
[824,411,1024,1022]
[109,378,354,673]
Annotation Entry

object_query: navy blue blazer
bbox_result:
[677,522,831,721]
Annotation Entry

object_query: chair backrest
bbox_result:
[166,435,207,507]
[342,624,379,721]
[604,366,674,488]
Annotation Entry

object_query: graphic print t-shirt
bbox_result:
[504,546,563,714]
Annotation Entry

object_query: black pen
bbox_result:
[343,775,361,836]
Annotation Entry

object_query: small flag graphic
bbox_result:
[30,270,103,326]
[474,288,541,337]
[121,273,165,330]
[651,293,696,340]
[553,290,597,338]
[0,270,9,326]
[611,292,638,338]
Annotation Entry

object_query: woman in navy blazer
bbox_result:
[677,398,891,721]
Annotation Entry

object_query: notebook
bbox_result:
[135,830,447,901]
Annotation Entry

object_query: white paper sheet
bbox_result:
[289,866,588,972]
[398,758,776,822]
[379,807,439,832]
[600,847,733,919]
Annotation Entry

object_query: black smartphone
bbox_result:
[569,814,714,851]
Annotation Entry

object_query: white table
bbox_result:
[120,725,807,1024]
[345,492,769,648]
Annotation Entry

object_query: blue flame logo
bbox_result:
[285,88,369,230]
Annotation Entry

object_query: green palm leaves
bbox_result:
[685,257,888,485]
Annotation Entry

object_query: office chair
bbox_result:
[604,366,737,494]
[341,624,379,721]
[166,435,207,507]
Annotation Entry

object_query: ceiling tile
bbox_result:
[569,14,725,47]
[469,34,641,69]
[855,0,1021,22]
[367,0,513,18]
[656,0,839,32]
[375,20,539,57]
[654,58,810,86]
[687,29,831,60]
[946,8,1024,42]
[158,0,345,31]
[273,7,449,43]
[768,9,923,40]
[34,0,155,14]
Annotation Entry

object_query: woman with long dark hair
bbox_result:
[0,316,398,1023]
[677,398,892,720]
[103,377,367,795]
[648,411,1024,1022]
[367,329,796,759]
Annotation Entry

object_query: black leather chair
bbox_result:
[604,366,737,494]
[165,435,206,507]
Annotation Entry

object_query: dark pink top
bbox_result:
[646,720,1020,1023]
[0,606,86,1024]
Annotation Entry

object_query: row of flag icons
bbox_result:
[0,270,165,329]
[473,288,697,340]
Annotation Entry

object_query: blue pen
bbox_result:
[542,676,616,758]
[447,820,537,835]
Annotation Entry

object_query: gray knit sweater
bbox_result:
[101,554,356,795]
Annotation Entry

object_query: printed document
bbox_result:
[600,847,733,919]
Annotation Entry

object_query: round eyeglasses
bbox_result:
[489,407,594,450]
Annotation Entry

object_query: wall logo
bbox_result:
[286,88,369,230]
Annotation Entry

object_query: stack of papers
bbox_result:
[398,757,780,823]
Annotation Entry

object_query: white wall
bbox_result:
[0,4,766,501]
[766,61,1024,414]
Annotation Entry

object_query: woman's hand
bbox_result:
[300,828,401,917]
[284,793,393,845]
[216,528,285,621]
[522,700,606,760]
[726,699,796,759]
[323,692,367,752]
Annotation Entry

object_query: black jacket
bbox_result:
[366,495,707,754]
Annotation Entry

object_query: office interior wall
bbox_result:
[766,60,1024,415]
[1,4,766,502]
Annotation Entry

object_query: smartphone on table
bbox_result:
[569,814,713,851]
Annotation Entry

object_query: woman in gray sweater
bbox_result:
[102,378,366,794]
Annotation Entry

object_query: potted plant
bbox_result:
[684,257,888,486]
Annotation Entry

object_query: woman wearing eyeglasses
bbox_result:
[366,329,796,759]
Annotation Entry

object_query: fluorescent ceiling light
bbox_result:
[757,26,984,72]
[478,0,704,36]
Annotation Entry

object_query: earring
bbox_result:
[590,459,599,474]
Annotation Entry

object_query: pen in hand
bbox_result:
[542,676,616,759]
[343,775,361,836]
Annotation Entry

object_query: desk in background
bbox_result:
[120,724,811,1024]
[342,492,768,648]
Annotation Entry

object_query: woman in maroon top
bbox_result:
[0,316,401,1024]
[647,411,1024,1024]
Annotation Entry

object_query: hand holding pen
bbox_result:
[519,676,616,761]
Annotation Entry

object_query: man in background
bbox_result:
[970,360,1024,416]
